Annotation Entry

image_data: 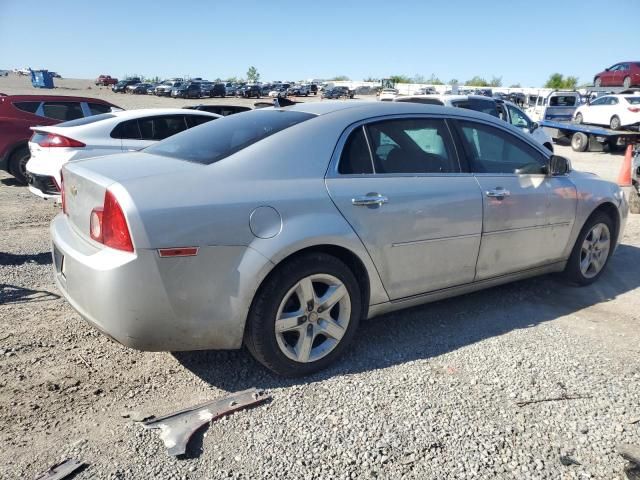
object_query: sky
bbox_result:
[1,0,638,87]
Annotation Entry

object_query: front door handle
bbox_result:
[485,188,511,198]
[352,193,388,206]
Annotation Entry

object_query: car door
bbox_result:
[613,63,629,86]
[453,119,576,280]
[583,96,607,125]
[601,64,619,86]
[325,116,483,300]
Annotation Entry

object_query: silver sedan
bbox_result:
[51,102,628,376]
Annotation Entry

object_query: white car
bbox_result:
[574,94,640,130]
[378,88,399,101]
[394,95,554,151]
[26,108,220,199]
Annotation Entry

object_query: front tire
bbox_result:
[8,146,30,184]
[594,77,601,87]
[575,112,583,124]
[563,212,614,285]
[244,252,362,377]
[630,186,640,214]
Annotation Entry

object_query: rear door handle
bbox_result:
[352,194,388,206]
[485,188,511,198]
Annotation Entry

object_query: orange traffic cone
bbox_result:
[617,145,633,187]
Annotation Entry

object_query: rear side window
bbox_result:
[339,127,373,174]
[42,102,84,121]
[398,98,444,106]
[13,101,40,114]
[451,98,499,117]
[626,97,640,105]
[88,103,112,115]
[145,110,314,164]
[111,119,141,139]
[365,118,458,174]
[457,120,546,174]
[139,115,187,140]
[186,115,216,128]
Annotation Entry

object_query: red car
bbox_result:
[95,75,118,86]
[0,94,121,184]
[594,62,640,89]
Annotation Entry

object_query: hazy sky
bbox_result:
[1,0,638,86]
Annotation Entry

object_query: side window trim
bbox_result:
[360,125,377,174]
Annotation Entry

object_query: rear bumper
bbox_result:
[28,173,60,199]
[50,214,272,351]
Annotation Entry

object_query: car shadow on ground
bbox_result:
[0,177,22,187]
[0,252,51,266]
[174,243,640,392]
[0,284,60,304]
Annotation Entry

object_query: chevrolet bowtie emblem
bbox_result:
[70,185,78,197]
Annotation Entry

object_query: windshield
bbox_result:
[145,110,315,165]
[549,95,577,107]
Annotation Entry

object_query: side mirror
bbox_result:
[549,155,571,176]
[530,122,539,133]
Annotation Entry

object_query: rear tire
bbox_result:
[594,77,601,87]
[571,132,589,152]
[8,146,30,184]
[623,76,631,89]
[563,212,614,285]
[610,115,621,130]
[244,252,362,377]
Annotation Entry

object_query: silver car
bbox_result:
[51,102,628,376]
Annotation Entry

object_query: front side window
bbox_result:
[458,120,546,174]
[42,102,84,121]
[506,104,530,129]
[365,118,458,174]
[590,97,607,106]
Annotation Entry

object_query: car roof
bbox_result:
[280,100,504,123]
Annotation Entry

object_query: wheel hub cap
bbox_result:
[275,274,351,364]
[579,223,611,279]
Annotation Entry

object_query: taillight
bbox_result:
[33,132,85,148]
[60,172,67,214]
[628,107,640,113]
[89,190,134,252]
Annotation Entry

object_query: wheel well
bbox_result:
[543,142,553,152]
[590,202,620,245]
[262,245,371,319]
[3,141,28,171]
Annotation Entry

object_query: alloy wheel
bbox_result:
[274,274,351,363]
[580,223,610,279]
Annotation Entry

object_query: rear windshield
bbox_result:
[625,97,640,105]
[549,95,578,107]
[144,110,315,165]
[56,113,115,127]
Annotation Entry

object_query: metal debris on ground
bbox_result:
[143,388,270,456]
[516,393,592,407]
[34,459,85,480]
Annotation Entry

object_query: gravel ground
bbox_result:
[0,77,639,479]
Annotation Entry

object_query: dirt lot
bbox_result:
[0,76,639,479]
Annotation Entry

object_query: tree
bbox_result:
[226,76,240,83]
[330,75,350,81]
[544,73,578,89]
[448,78,459,85]
[389,74,411,84]
[465,76,489,86]
[363,76,378,82]
[246,66,260,83]
[489,76,502,87]
[426,73,443,85]
[509,83,521,88]
[412,74,426,84]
